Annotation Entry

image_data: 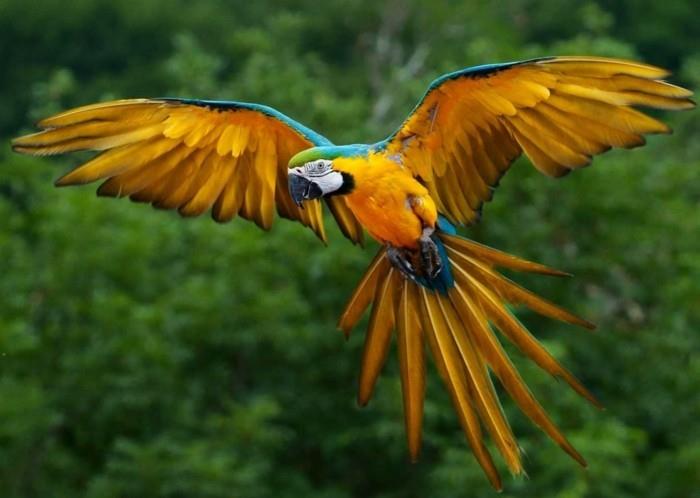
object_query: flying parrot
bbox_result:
[12,56,694,489]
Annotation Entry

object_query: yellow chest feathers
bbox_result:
[332,154,436,248]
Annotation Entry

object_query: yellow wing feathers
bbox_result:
[341,236,600,488]
[13,58,692,241]
[11,99,367,243]
[385,56,694,225]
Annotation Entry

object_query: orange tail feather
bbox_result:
[339,233,600,488]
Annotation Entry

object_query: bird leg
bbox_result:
[419,227,442,279]
[387,227,443,282]
[386,245,418,282]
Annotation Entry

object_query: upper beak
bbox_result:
[288,173,322,208]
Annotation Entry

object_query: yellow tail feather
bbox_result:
[340,234,601,487]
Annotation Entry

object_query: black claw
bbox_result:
[387,239,442,282]
[387,246,416,281]
[419,237,442,279]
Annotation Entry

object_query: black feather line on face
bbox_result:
[327,172,355,196]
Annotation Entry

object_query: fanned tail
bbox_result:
[338,232,600,490]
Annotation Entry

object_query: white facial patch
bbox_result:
[312,170,344,195]
[299,159,344,195]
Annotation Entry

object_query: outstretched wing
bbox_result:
[378,56,695,225]
[12,98,364,244]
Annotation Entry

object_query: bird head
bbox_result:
[287,148,355,207]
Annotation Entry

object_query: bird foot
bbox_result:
[387,228,442,281]
[387,246,418,282]
[419,230,442,279]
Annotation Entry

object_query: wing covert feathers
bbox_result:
[12,99,364,244]
[341,233,600,487]
[384,56,694,225]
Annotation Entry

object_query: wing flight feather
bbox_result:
[379,56,694,225]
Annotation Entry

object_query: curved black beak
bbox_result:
[288,173,323,208]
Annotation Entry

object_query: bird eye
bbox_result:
[303,160,330,177]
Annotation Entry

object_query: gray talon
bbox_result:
[387,236,442,281]
[387,246,416,281]
[419,236,442,279]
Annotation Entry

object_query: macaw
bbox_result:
[13,56,694,489]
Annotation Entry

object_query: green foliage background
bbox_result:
[1,1,699,496]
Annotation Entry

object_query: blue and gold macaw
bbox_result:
[13,56,694,488]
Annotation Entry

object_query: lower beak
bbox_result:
[289,174,311,207]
